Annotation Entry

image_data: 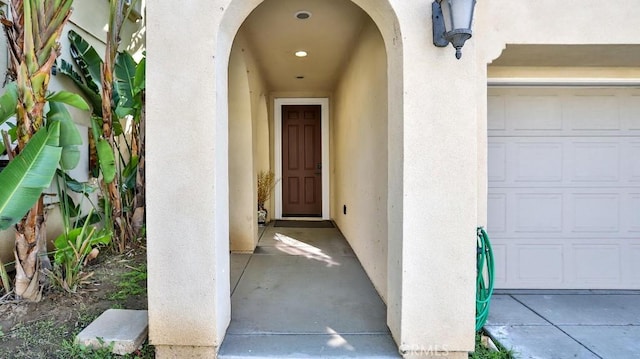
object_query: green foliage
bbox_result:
[0,87,89,230]
[60,29,146,252]
[60,339,116,359]
[58,59,102,115]
[48,209,112,293]
[108,264,147,301]
[46,91,90,111]
[469,333,515,359]
[0,122,62,230]
[96,139,116,183]
[0,82,18,126]
[47,101,83,170]
[67,30,103,97]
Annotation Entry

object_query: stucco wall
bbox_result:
[228,28,270,252]
[228,31,258,252]
[333,19,389,302]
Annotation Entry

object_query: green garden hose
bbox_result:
[476,227,495,331]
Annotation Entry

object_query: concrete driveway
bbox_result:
[485,291,640,359]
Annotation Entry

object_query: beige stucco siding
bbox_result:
[228,27,270,252]
[333,19,389,302]
[228,33,257,252]
[479,0,640,63]
[147,0,229,350]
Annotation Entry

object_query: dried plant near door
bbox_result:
[257,170,276,209]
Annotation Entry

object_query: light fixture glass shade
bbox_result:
[443,0,476,31]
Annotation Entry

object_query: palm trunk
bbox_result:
[101,0,129,252]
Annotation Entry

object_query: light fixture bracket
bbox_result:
[432,1,449,48]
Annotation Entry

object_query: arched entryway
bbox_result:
[224,0,402,355]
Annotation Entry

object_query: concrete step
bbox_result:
[75,309,148,355]
[219,333,401,358]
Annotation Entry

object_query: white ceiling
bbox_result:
[239,0,368,92]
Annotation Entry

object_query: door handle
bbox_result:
[315,163,322,175]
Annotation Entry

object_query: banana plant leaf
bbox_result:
[58,59,103,117]
[47,102,82,170]
[46,91,90,111]
[96,139,116,184]
[115,51,136,110]
[121,155,138,191]
[56,169,97,195]
[0,122,62,230]
[67,30,102,96]
[134,57,146,93]
[0,82,18,126]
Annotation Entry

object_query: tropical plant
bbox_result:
[47,208,111,293]
[0,0,88,301]
[58,1,145,253]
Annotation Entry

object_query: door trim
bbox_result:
[275,98,330,220]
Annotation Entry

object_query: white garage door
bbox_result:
[488,87,640,289]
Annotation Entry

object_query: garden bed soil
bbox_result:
[0,247,148,358]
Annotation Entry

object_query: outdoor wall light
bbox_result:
[432,0,476,59]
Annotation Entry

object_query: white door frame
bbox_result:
[274,98,330,220]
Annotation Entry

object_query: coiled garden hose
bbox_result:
[476,227,495,331]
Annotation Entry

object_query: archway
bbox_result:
[222,0,405,351]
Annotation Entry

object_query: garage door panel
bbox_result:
[488,142,507,182]
[569,142,620,182]
[515,142,563,182]
[515,193,563,233]
[492,244,507,284]
[565,95,619,131]
[507,95,562,130]
[515,245,564,284]
[573,245,621,284]
[488,95,506,130]
[571,193,620,233]
[630,142,640,181]
[628,194,640,232]
[487,193,507,233]
[628,246,640,282]
[489,188,638,239]
[622,95,640,130]
[489,87,640,289]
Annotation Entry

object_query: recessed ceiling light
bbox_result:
[295,11,312,20]
[295,50,308,57]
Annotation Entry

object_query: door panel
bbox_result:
[282,105,322,216]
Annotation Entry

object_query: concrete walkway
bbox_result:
[485,291,640,359]
[220,223,400,358]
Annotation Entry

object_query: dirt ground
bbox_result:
[0,247,149,358]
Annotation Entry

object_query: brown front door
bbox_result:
[282,105,322,217]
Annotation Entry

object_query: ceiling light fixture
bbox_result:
[295,50,308,57]
[295,11,312,20]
